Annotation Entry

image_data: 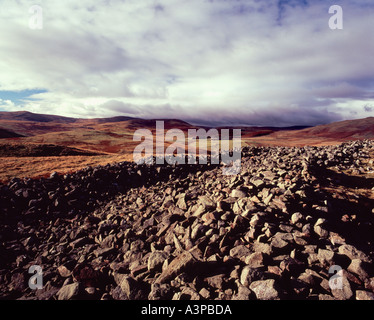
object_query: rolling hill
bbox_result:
[0,111,373,182]
[243,117,374,147]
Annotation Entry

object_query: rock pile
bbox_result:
[0,140,373,300]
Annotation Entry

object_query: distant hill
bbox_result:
[295,117,374,140]
[0,111,373,148]
[90,116,135,123]
[0,111,77,123]
[244,117,374,146]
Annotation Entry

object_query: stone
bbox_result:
[119,275,145,300]
[347,259,370,281]
[57,265,72,278]
[70,236,91,249]
[191,224,205,240]
[314,218,329,239]
[267,263,282,275]
[2,140,373,301]
[338,244,372,263]
[100,234,117,248]
[270,232,292,253]
[57,283,80,300]
[176,286,200,300]
[331,271,354,300]
[317,249,335,266]
[93,247,115,258]
[155,250,199,284]
[252,179,265,188]
[356,290,374,300]
[232,286,252,300]
[329,232,346,246]
[229,245,251,260]
[8,273,27,292]
[192,205,206,217]
[240,266,264,286]
[244,228,258,241]
[270,237,288,251]
[252,242,272,255]
[319,294,336,300]
[131,265,148,278]
[279,257,304,275]
[249,279,280,300]
[148,283,173,300]
[85,287,96,295]
[72,264,99,288]
[230,189,247,198]
[148,251,169,272]
[198,196,216,210]
[176,194,187,210]
[263,194,273,205]
[244,252,266,268]
[199,287,211,299]
[291,212,303,224]
[249,214,262,227]
[206,274,225,290]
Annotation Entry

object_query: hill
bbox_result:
[0,111,77,123]
[0,111,373,181]
[245,117,374,147]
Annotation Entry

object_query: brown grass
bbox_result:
[0,154,133,184]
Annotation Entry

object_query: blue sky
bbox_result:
[0,89,47,105]
[0,0,373,126]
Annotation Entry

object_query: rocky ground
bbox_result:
[0,140,373,300]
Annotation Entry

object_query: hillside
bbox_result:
[0,111,78,123]
[0,128,24,138]
[0,111,373,182]
[244,117,374,147]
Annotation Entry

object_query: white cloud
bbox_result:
[0,0,373,125]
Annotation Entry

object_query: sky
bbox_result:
[0,0,373,127]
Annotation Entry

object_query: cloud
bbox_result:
[100,100,140,115]
[0,0,373,126]
[363,104,374,113]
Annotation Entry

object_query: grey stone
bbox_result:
[331,271,354,300]
[155,250,199,284]
[338,244,372,263]
[347,259,370,281]
[240,266,264,286]
[57,283,80,300]
[229,245,251,260]
[252,242,272,255]
[119,275,145,300]
[249,279,280,300]
[148,283,172,300]
[198,196,216,209]
[245,252,266,268]
[317,249,335,266]
[232,286,252,300]
[206,274,225,290]
[230,189,247,198]
[148,251,169,272]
